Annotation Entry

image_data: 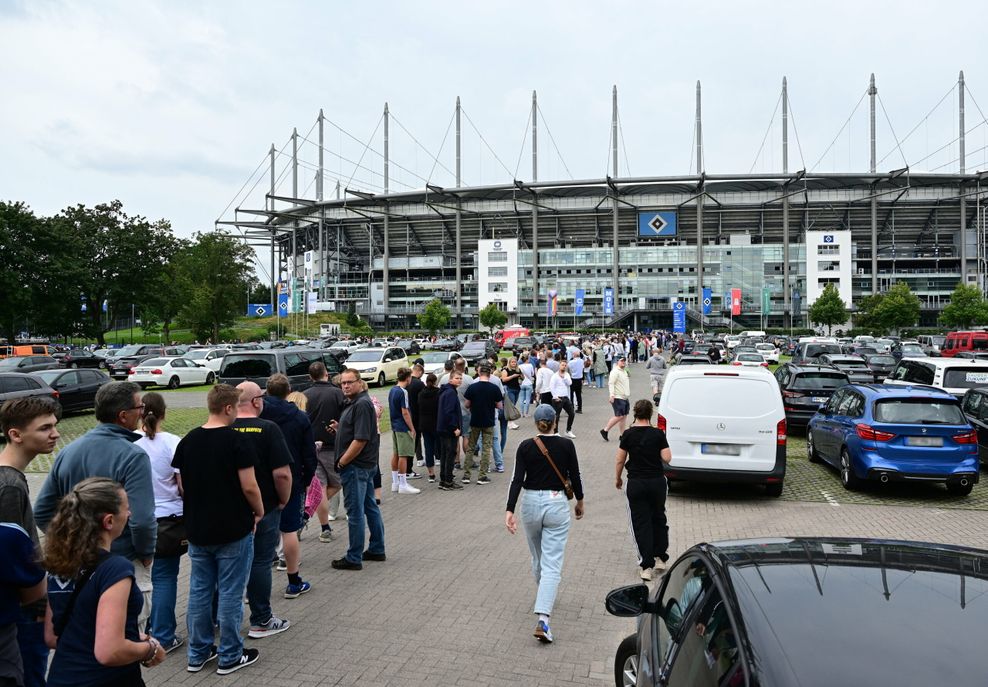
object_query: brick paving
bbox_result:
[27,362,988,686]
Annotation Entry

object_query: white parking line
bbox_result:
[820,490,841,507]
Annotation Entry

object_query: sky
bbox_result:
[3,0,987,280]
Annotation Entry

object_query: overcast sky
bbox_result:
[3,0,987,277]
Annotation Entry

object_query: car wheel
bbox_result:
[947,481,974,496]
[765,482,783,497]
[377,372,386,387]
[205,372,215,384]
[167,376,181,390]
[807,431,822,463]
[614,634,638,687]
[98,361,106,369]
[840,448,862,491]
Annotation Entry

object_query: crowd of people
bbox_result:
[0,329,683,685]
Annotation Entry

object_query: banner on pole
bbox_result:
[547,289,558,317]
[702,287,712,315]
[306,291,318,315]
[603,287,614,316]
[672,302,687,333]
[248,304,273,317]
[574,289,585,315]
[731,288,742,316]
[277,281,290,315]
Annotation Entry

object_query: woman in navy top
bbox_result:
[43,477,165,687]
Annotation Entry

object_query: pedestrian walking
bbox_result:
[535,358,554,405]
[568,351,585,413]
[645,348,667,397]
[518,355,535,418]
[549,360,576,438]
[504,404,585,644]
[593,343,608,388]
[615,399,673,581]
[600,356,631,441]
[501,357,523,430]
[303,362,346,542]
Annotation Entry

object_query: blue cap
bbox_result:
[533,404,556,423]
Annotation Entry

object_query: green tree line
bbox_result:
[0,200,255,345]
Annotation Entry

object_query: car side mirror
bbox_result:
[605,584,650,617]
[818,404,829,413]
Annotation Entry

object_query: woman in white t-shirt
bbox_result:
[518,352,535,418]
[135,392,184,653]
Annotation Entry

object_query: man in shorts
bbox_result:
[388,368,420,494]
[303,362,346,542]
[601,355,630,441]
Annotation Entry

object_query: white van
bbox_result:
[883,357,988,399]
[658,365,787,496]
[739,330,767,340]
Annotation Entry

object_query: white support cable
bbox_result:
[345,114,384,192]
[512,113,531,180]
[277,152,399,193]
[425,108,457,186]
[787,93,808,170]
[537,104,574,179]
[459,107,515,178]
[749,91,784,174]
[876,84,955,167]
[930,142,988,172]
[809,89,868,172]
[388,110,458,181]
[294,131,388,181]
[909,120,988,169]
[617,108,632,177]
[216,149,275,222]
[687,115,696,175]
[876,93,909,169]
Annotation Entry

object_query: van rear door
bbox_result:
[663,371,782,472]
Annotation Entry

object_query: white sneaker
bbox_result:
[328,513,347,521]
[640,567,655,581]
[391,483,399,493]
[566,430,577,438]
[510,422,520,430]
[416,459,425,467]
[398,483,421,495]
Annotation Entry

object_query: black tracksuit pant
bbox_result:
[438,431,458,484]
[626,476,669,569]
[570,378,583,412]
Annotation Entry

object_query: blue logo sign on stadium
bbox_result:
[638,211,678,238]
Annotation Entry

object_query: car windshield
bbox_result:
[345,350,384,363]
[805,344,841,357]
[462,343,486,351]
[901,344,924,354]
[943,367,988,390]
[792,373,848,391]
[33,370,62,384]
[973,339,988,350]
[422,352,448,363]
[930,336,946,345]
[115,345,143,356]
[142,358,168,366]
[834,361,868,369]
[0,358,26,368]
[868,355,896,365]
[874,399,965,424]
[185,350,208,360]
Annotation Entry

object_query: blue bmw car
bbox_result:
[807,384,979,495]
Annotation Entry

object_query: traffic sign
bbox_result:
[637,211,678,237]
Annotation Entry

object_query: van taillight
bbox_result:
[777,419,787,445]
[856,424,896,441]
[657,414,667,431]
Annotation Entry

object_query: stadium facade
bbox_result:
[222,78,988,331]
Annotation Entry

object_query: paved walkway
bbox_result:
[29,363,988,686]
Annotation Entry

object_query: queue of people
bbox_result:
[0,331,679,686]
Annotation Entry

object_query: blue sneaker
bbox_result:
[534,620,553,643]
[284,581,311,599]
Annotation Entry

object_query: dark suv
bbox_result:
[0,372,58,405]
[0,356,60,374]
[774,363,849,428]
[791,342,843,365]
[219,348,343,391]
[459,340,498,366]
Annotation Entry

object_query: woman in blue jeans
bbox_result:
[504,404,585,644]
[135,393,186,653]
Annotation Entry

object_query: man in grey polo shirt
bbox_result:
[330,369,385,571]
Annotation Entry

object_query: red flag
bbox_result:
[731,288,742,316]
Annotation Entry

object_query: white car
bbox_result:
[874,338,894,353]
[755,343,779,364]
[658,364,787,496]
[342,347,409,386]
[420,351,458,377]
[731,352,770,368]
[725,335,742,350]
[130,357,215,389]
[182,348,227,372]
[330,340,365,355]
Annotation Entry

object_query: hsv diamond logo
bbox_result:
[823,235,835,244]
[638,211,678,237]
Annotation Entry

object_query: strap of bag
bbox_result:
[53,552,110,638]
[533,436,568,489]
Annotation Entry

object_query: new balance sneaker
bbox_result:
[284,580,311,599]
[534,620,553,644]
[216,648,259,675]
[318,529,334,543]
[654,559,667,573]
[398,483,421,494]
[248,616,291,639]
[163,636,185,654]
[476,476,491,485]
[187,646,218,672]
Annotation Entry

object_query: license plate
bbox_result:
[905,436,943,447]
[812,397,827,403]
[701,443,742,456]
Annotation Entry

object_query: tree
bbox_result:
[176,232,254,342]
[141,233,190,343]
[246,278,271,308]
[807,284,848,335]
[852,293,885,332]
[418,298,451,335]
[346,302,360,327]
[478,303,507,334]
[941,283,988,329]
[0,202,42,343]
[872,282,921,334]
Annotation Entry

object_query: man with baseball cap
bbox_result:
[600,355,630,441]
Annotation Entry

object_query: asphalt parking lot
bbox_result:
[26,364,988,686]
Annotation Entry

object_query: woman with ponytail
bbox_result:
[134,392,184,654]
[43,477,165,686]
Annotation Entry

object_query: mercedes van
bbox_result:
[658,365,787,496]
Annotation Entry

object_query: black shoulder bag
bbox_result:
[53,553,110,638]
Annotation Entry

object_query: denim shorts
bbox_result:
[279,488,304,533]
[461,412,472,435]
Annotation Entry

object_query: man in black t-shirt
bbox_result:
[173,385,263,674]
[234,381,293,639]
[462,365,503,485]
[303,362,346,541]
[407,363,426,473]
